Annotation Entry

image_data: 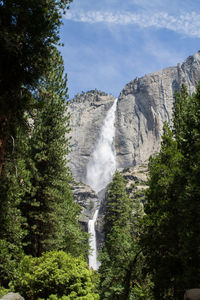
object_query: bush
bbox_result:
[11,251,99,300]
[0,286,10,298]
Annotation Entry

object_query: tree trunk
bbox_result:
[0,115,9,175]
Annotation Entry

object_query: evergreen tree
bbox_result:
[0,115,31,286]
[141,82,200,298]
[21,50,88,258]
[0,0,72,174]
[173,84,200,289]
[99,172,135,300]
[141,123,184,299]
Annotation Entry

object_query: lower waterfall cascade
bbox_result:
[88,209,99,270]
[86,99,118,270]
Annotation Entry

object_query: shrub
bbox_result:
[11,251,99,300]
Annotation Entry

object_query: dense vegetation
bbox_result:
[140,84,200,299]
[99,171,152,300]
[99,84,200,300]
[1,1,200,299]
[99,84,200,299]
[0,1,98,299]
[12,251,99,300]
[0,0,73,174]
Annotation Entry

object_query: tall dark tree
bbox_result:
[141,83,200,299]
[21,50,88,258]
[141,123,184,299]
[99,172,135,300]
[0,115,31,286]
[0,0,72,174]
[173,84,200,289]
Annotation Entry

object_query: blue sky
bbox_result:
[59,0,200,99]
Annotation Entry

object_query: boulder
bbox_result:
[184,289,200,300]
[0,293,24,300]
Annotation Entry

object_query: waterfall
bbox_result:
[88,209,99,270]
[86,99,118,270]
[86,99,118,193]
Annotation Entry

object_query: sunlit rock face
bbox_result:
[115,51,200,168]
[68,52,200,182]
[68,90,115,183]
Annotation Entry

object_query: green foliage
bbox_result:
[141,84,200,299]
[21,50,88,258]
[0,118,31,286]
[128,278,154,300]
[0,286,10,298]
[0,0,73,173]
[174,84,200,289]
[11,251,99,300]
[141,123,184,299]
[99,172,149,300]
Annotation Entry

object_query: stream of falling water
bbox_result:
[88,209,99,270]
[86,99,118,270]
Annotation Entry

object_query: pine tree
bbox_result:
[141,82,200,297]
[173,84,200,289]
[99,172,134,300]
[21,50,88,258]
[141,123,184,299]
[0,0,73,174]
[0,115,31,286]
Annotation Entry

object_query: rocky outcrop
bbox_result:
[68,90,115,182]
[71,181,99,227]
[0,293,24,300]
[115,51,200,168]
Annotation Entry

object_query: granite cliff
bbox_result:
[69,51,200,184]
[68,90,115,182]
[115,51,200,168]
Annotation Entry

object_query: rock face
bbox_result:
[68,90,115,182]
[115,51,200,168]
[0,293,24,300]
[68,52,200,182]
[71,181,99,226]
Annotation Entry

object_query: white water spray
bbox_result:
[88,209,99,270]
[86,99,118,270]
[86,99,118,193]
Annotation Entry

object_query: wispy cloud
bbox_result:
[64,10,200,38]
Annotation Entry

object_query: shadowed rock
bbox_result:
[184,289,200,300]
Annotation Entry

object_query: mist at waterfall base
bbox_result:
[85,99,118,270]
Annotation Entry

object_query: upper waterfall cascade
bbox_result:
[86,99,118,270]
[85,99,118,193]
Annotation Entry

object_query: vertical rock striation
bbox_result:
[115,51,200,168]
